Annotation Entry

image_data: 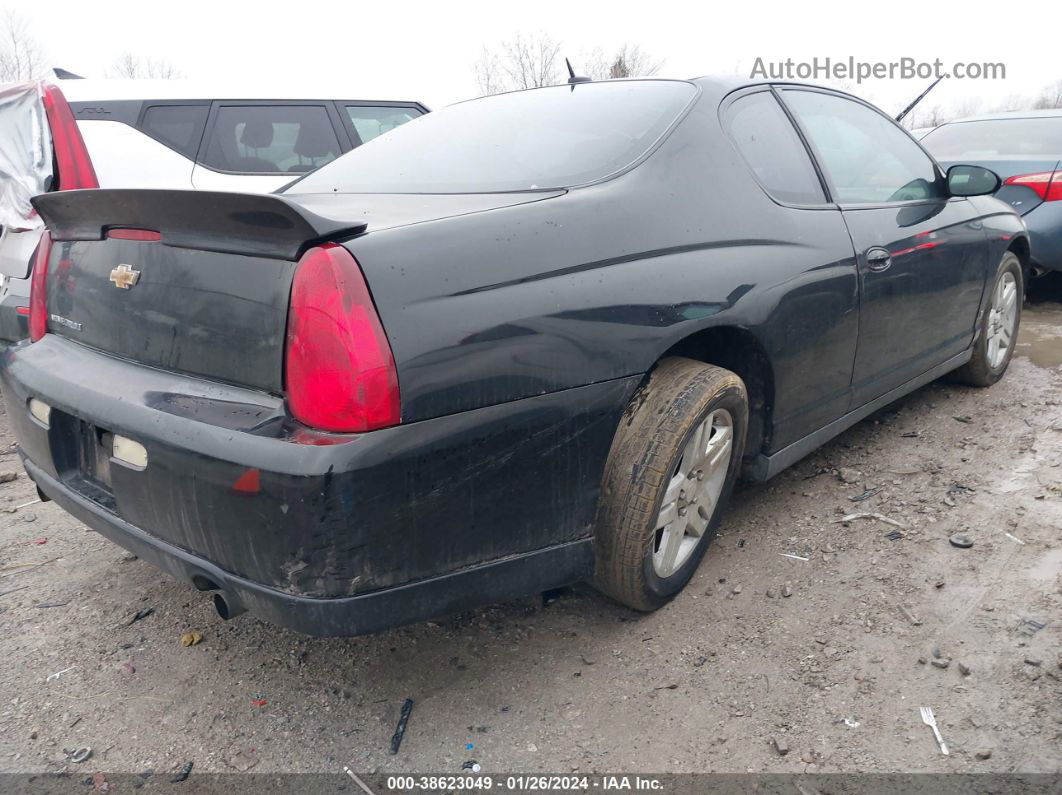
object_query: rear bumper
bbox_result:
[26,458,592,636]
[2,336,635,635]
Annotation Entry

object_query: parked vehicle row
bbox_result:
[0,76,1029,635]
[0,78,426,340]
[921,109,1062,275]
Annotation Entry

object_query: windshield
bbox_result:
[922,117,1062,158]
[287,80,697,194]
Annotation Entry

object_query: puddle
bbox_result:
[1016,304,1062,369]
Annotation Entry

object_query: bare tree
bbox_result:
[584,44,663,81]
[500,33,561,90]
[605,44,663,79]
[473,47,506,96]
[1033,79,1062,109]
[0,10,47,82]
[994,93,1030,113]
[473,33,561,95]
[475,37,665,96]
[109,51,182,79]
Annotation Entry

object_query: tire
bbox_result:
[952,252,1023,387]
[592,357,748,611]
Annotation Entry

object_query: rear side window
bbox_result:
[783,90,944,204]
[724,92,825,204]
[922,117,1062,158]
[346,105,422,145]
[290,81,697,193]
[139,104,208,159]
[200,105,341,174]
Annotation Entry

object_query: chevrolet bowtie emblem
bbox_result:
[109,264,141,289]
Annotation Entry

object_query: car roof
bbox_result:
[50,77,425,105]
[687,75,878,107]
[938,108,1062,124]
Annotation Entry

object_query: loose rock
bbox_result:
[772,736,789,756]
[837,468,860,484]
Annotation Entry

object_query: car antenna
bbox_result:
[52,67,85,80]
[565,58,592,86]
[895,75,944,124]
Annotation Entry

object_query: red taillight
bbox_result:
[285,243,400,433]
[1003,170,1062,202]
[29,234,52,342]
[106,228,161,241]
[41,84,98,191]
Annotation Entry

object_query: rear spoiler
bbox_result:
[32,189,368,260]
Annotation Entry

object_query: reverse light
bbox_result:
[28,398,51,428]
[1003,170,1062,202]
[29,234,52,342]
[111,435,148,469]
[285,243,400,433]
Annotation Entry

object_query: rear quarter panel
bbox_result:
[349,94,860,453]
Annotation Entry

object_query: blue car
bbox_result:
[922,110,1061,276]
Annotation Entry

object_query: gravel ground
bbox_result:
[0,283,1060,780]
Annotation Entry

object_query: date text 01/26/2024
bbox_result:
[380,776,664,791]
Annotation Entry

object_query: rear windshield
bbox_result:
[287,81,697,194]
[921,117,1062,158]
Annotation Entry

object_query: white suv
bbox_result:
[0,77,427,340]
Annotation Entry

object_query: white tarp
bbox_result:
[0,81,52,231]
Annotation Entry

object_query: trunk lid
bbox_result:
[32,188,557,393]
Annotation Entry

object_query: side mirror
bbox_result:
[947,164,1001,197]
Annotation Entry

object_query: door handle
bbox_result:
[865,247,892,272]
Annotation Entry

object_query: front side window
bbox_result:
[783,90,944,204]
[290,81,697,194]
[723,91,825,204]
[346,106,422,145]
[200,105,341,174]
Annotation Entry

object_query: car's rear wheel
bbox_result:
[953,251,1023,387]
[592,357,748,611]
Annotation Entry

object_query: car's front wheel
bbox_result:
[592,357,748,611]
[953,251,1023,387]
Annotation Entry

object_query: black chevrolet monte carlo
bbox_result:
[2,77,1028,636]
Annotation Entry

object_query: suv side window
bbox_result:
[783,90,944,204]
[139,104,209,159]
[723,91,826,204]
[345,105,422,145]
[200,104,341,174]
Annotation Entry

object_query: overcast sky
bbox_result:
[19,0,1062,119]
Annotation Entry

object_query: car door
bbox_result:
[191,101,347,193]
[780,88,989,405]
[721,88,860,447]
